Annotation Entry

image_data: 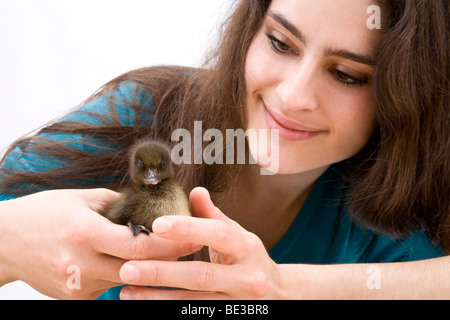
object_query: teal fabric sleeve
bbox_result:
[0,81,155,200]
[0,82,445,301]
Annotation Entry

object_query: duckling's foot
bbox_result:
[127,222,151,236]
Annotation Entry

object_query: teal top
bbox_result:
[0,81,444,300]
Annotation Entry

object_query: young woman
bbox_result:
[0,0,448,299]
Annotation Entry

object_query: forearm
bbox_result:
[0,199,17,286]
[279,257,450,299]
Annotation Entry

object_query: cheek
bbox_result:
[245,36,280,131]
[328,92,377,156]
[245,36,278,96]
[245,40,264,126]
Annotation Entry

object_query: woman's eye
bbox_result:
[330,69,368,87]
[266,33,294,55]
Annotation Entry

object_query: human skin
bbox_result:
[117,0,449,300]
[0,189,201,299]
[119,187,450,300]
[245,0,378,175]
[0,0,448,300]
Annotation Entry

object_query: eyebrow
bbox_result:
[268,11,308,45]
[325,48,376,66]
[268,10,376,67]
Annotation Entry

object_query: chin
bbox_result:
[248,141,318,176]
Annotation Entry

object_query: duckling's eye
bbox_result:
[160,160,166,169]
[137,159,144,168]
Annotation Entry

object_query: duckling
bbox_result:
[102,139,191,236]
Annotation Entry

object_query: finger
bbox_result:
[84,254,127,285]
[190,187,242,228]
[120,260,236,293]
[88,217,203,261]
[85,188,203,261]
[189,187,222,219]
[152,216,246,258]
[189,187,235,222]
[82,188,121,213]
[120,286,227,300]
[81,257,124,285]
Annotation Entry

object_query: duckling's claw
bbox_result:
[127,222,151,236]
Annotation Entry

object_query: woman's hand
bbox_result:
[119,187,286,300]
[0,189,201,299]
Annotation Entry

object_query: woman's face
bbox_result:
[245,0,380,175]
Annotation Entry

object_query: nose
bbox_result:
[276,60,319,111]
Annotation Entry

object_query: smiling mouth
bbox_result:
[262,101,324,141]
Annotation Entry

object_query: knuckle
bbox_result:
[62,286,84,300]
[59,221,90,248]
[128,239,140,258]
[127,238,147,260]
[54,252,77,279]
[178,218,191,238]
[58,225,77,245]
[56,259,87,299]
[194,262,215,290]
[149,263,162,285]
[243,271,269,299]
[213,220,232,244]
[244,232,263,251]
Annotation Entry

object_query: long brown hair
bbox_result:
[348,0,450,250]
[1,0,449,252]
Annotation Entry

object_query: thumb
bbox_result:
[189,187,226,221]
[83,188,121,213]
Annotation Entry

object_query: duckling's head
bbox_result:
[129,140,174,186]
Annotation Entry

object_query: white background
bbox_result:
[0,0,231,299]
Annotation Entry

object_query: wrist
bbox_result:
[276,264,308,299]
[0,200,19,286]
[277,263,360,300]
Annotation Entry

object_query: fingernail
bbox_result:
[120,264,139,283]
[152,217,171,234]
[120,286,135,300]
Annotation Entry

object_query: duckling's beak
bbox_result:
[145,168,161,185]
